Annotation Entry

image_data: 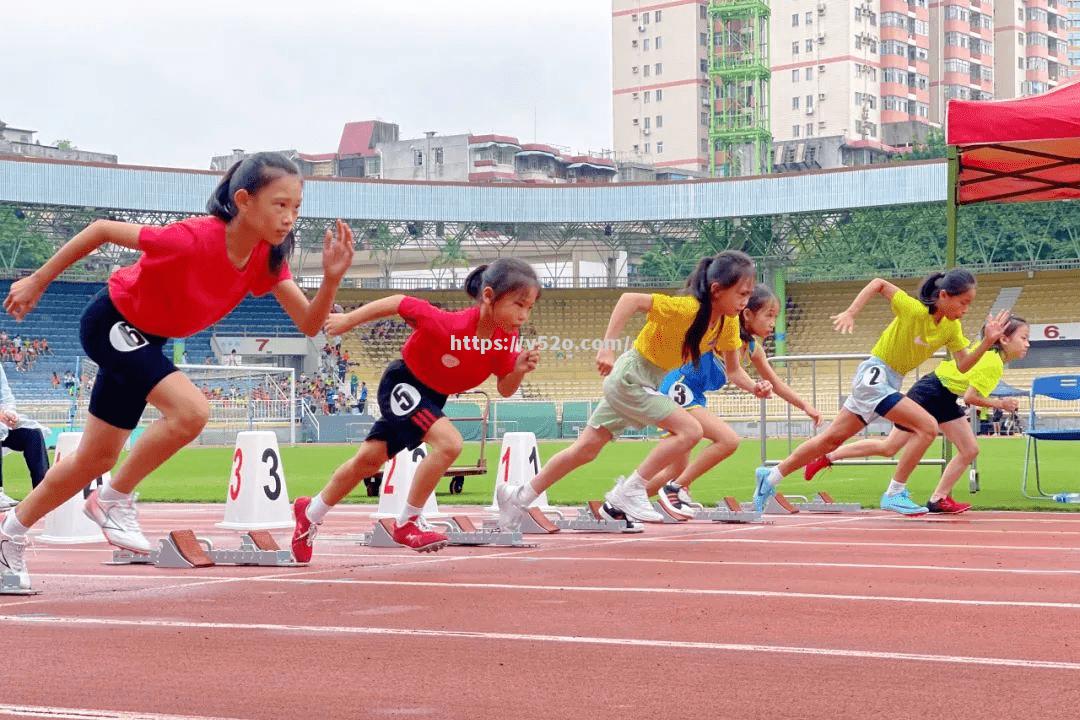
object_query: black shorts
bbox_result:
[896,373,965,431]
[80,289,176,430]
[366,359,447,457]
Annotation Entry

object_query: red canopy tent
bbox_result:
[943,79,1080,264]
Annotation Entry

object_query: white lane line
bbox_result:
[0,704,248,720]
[1,615,1077,672]
[637,537,1080,552]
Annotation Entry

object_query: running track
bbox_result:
[2,504,1080,719]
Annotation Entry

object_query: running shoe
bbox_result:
[0,489,18,511]
[926,496,971,514]
[803,455,833,482]
[753,467,776,513]
[290,496,319,563]
[392,517,449,553]
[605,477,663,523]
[879,488,929,516]
[0,526,29,589]
[657,482,694,520]
[84,489,151,553]
[496,484,526,532]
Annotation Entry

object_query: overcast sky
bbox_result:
[3,0,613,169]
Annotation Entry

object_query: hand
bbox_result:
[1000,398,1020,413]
[321,220,355,282]
[0,411,17,429]
[4,274,46,322]
[324,313,353,337]
[983,309,1011,345]
[752,380,773,399]
[515,349,540,374]
[596,348,616,377]
[804,404,823,426]
[831,309,855,334]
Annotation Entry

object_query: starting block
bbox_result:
[790,491,862,513]
[740,492,861,515]
[550,501,643,534]
[0,571,40,596]
[107,530,303,568]
[360,517,534,548]
[694,496,767,524]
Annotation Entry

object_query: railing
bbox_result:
[758,352,950,470]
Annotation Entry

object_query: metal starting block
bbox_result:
[550,501,643,534]
[693,496,767,524]
[107,530,303,568]
[361,517,534,548]
[789,491,862,513]
[740,492,861,515]
[0,570,40,595]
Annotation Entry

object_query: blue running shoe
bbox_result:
[753,467,776,513]
[879,487,928,516]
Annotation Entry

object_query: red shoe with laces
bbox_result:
[927,496,972,514]
[803,455,833,482]
[392,517,449,553]
[291,497,319,563]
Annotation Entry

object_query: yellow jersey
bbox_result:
[870,289,969,375]
[934,349,1004,398]
[633,294,742,371]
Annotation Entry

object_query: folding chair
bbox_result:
[1021,375,1080,500]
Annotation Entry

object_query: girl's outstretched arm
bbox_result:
[830,278,900,334]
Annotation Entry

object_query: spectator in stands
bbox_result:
[358,381,368,414]
[41,338,51,356]
[51,371,60,389]
[182,351,190,365]
[0,363,50,511]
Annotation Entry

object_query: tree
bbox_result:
[894,128,946,161]
[53,139,77,150]
[429,235,469,286]
[0,207,54,270]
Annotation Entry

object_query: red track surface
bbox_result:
[3,504,1080,719]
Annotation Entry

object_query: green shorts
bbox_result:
[588,348,680,436]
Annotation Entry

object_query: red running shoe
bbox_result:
[291,497,319,563]
[392,517,449,553]
[927,496,972,514]
[803,455,833,482]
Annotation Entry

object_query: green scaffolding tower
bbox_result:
[707,0,772,177]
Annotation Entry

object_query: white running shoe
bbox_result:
[0,527,30,589]
[83,489,151,553]
[606,477,663,523]
[0,489,18,511]
[496,484,526,532]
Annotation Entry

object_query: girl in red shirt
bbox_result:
[291,258,541,559]
[0,152,354,590]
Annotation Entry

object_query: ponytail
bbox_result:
[464,258,540,302]
[681,250,755,367]
[917,269,975,314]
[204,151,302,274]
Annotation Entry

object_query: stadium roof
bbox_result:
[946,79,1080,205]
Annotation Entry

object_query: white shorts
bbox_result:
[843,356,904,425]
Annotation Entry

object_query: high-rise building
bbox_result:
[1069,0,1080,69]
[929,1,995,126]
[769,0,929,172]
[611,1,712,174]
[993,0,1073,99]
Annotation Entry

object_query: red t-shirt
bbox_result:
[108,216,292,338]
[398,297,520,395]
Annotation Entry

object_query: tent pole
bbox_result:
[946,145,959,269]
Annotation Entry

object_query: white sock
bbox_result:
[824,452,835,463]
[1,511,30,538]
[626,471,647,489]
[767,467,783,486]
[306,494,331,524]
[99,481,130,503]
[398,503,423,525]
[886,480,906,496]
[518,483,539,505]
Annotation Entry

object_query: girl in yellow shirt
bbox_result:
[498,250,764,529]
[805,316,1029,513]
[753,270,1009,516]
